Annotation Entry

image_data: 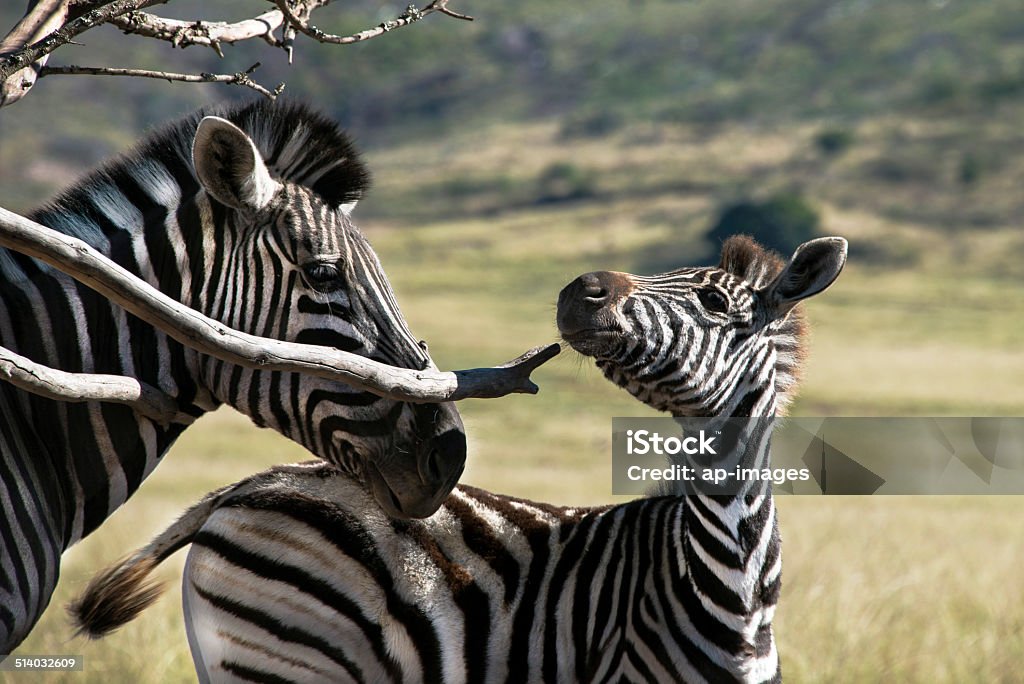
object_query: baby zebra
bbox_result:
[72,235,847,683]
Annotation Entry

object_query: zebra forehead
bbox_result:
[630,236,787,294]
[630,267,748,296]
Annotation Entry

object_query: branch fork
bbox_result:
[1,0,474,105]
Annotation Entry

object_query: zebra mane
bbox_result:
[718,234,808,411]
[27,99,369,237]
[196,99,371,206]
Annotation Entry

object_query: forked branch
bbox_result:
[0,0,70,105]
[1,1,473,106]
[0,206,560,406]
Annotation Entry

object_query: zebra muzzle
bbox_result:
[556,270,634,357]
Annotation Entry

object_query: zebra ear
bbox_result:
[192,116,281,212]
[761,237,847,317]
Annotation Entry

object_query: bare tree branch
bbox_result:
[273,0,472,46]
[0,206,560,404]
[0,345,182,424]
[39,62,284,99]
[108,9,285,55]
[1,1,472,106]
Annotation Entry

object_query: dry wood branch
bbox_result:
[1,1,473,105]
[109,9,285,53]
[0,346,181,423]
[38,62,284,99]
[274,0,472,47]
[0,206,560,403]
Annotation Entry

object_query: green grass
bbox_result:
[6,113,1024,683]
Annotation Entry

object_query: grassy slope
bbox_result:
[7,110,1024,682]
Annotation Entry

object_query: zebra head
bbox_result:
[188,113,465,519]
[557,235,847,417]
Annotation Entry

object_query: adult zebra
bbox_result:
[74,235,847,682]
[0,100,470,652]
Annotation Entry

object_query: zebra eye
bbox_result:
[302,263,342,293]
[697,288,729,314]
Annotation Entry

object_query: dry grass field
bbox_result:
[5,113,1024,682]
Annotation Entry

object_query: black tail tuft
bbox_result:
[67,555,165,639]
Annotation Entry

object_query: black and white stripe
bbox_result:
[0,100,466,652]
[74,236,847,682]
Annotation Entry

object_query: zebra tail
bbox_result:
[68,483,234,639]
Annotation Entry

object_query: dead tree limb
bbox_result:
[0,345,182,423]
[108,9,285,55]
[0,0,161,104]
[1,1,472,106]
[0,206,560,404]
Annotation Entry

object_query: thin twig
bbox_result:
[38,62,284,99]
[274,0,472,46]
[431,0,474,21]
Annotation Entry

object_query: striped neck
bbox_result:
[670,375,781,672]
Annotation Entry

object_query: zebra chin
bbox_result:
[558,328,628,359]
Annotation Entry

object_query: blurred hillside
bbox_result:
[3,0,1024,209]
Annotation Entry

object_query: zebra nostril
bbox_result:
[583,285,609,302]
[581,273,610,304]
[422,447,444,484]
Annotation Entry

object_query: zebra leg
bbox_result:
[0,393,64,653]
[0,520,61,653]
